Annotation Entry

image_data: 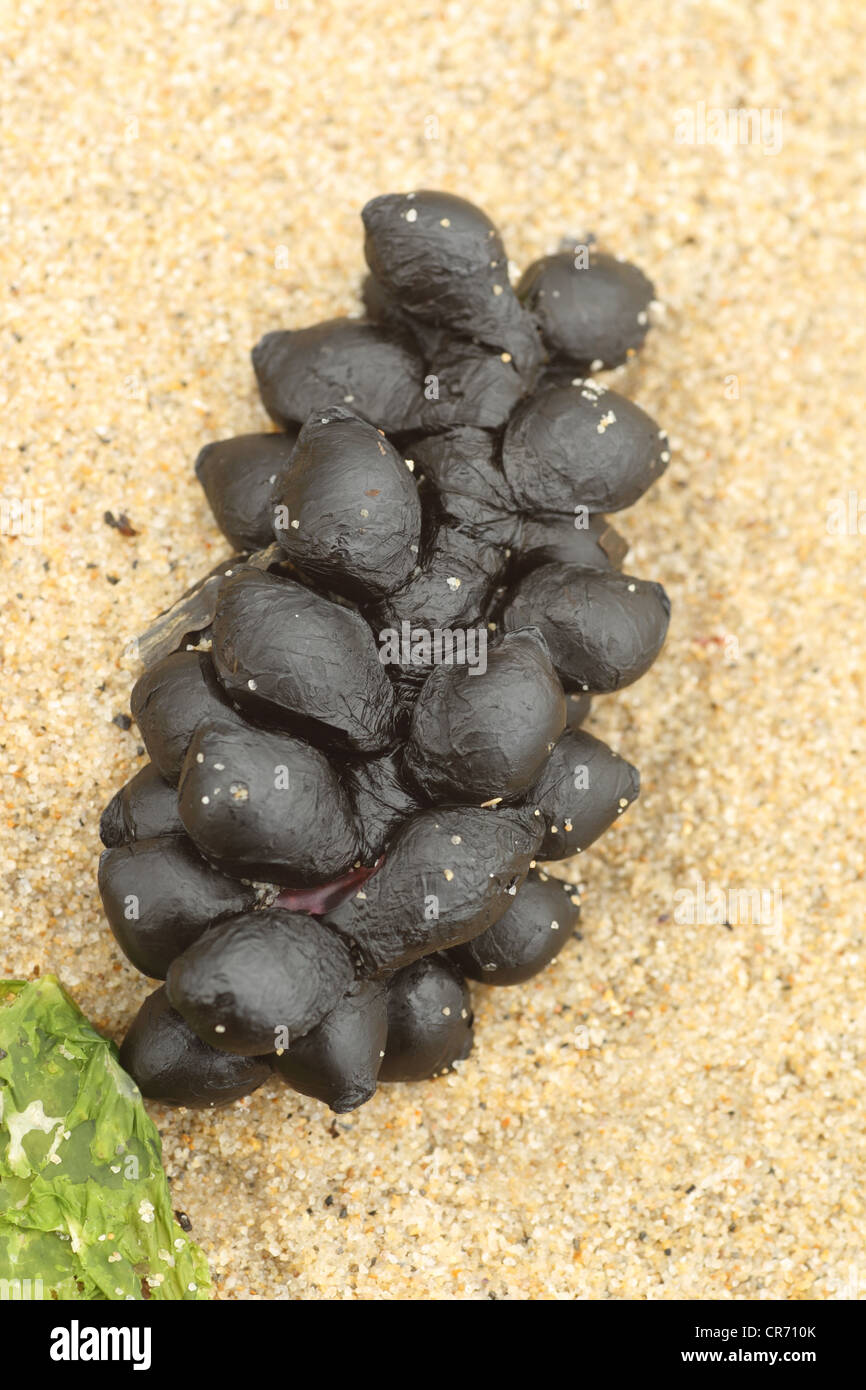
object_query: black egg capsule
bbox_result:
[195,431,299,552]
[211,569,397,754]
[402,628,566,805]
[379,954,473,1083]
[510,512,628,579]
[99,762,184,847]
[502,564,671,692]
[501,382,669,515]
[130,649,242,785]
[177,718,360,888]
[417,338,527,432]
[272,406,423,601]
[411,427,521,547]
[449,868,581,985]
[120,986,272,1108]
[344,750,424,865]
[370,525,504,640]
[325,804,542,978]
[166,907,355,1056]
[362,190,543,377]
[98,834,257,979]
[526,729,640,860]
[271,979,388,1113]
[517,250,655,369]
[252,318,426,436]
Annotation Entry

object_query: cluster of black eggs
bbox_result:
[101,190,671,1115]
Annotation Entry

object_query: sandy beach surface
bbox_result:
[2,1,864,1299]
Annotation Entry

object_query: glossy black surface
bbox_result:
[502,382,668,515]
[271,406,423,601]
[271,979,388,1113]
[120,986,272,1107]
[212,568,397,753]
[517,250,654,369]
[526,728,640,860]
[130,649,241,785]
[99,762,184,847]
[449,868,581,985]
[195,431,299,552]
[402,628,566,804]
[178,718,360,887]
[98,834,256,979]
[325,804,542,978]
[252,318,426,435]
[379,954,474,1082]
[362,190,543,378]
[503,563,671,693]
[166,907,355,1056]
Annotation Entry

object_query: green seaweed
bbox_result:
[0,975,212,1301]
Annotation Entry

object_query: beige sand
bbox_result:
[2,1,864,1300]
